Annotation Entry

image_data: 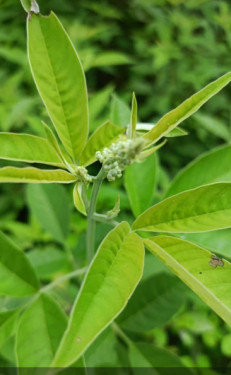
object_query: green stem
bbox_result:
[93,213,119,227]
[112,322,132,347]
[41,266,87,293]
[86,168,105,264]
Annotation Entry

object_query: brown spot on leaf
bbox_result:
[209,255,224,268]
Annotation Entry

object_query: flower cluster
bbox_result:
[73,166,93,183]
[96,137,145,181]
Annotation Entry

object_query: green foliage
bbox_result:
[27,184,70,244]
[0,0,231,371]
[16,293,67,366]
[133,183,231,233]
[145,236,231,326]
[0,231,39,296]
[52,222,144,367]
[28,12,89,162]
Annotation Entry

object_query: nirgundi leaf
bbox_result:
[0,133,65,168]
[145,236,231,326]
[0,167,76,184]
[144,72,231,145]
[0,231,39,297]
[16,294,67,367]
[52,222,144,367]
[133,183,231,233]
[27,12,89,162]
[166,144,231,197]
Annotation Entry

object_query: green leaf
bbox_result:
[110,95,130,126]
[133,183,231,233]
[184,230,231,259]
[143,72,231,145]
[145,236,231,326]
[117,273,184,332]
[166,144,231,197]
[73,183,87,216]
[27,184,70,244]
[0,309,19,348]
[85,327,117,367]
[124,153,157,217]
[26,247,69,280]
[52,222,144,367]
[166,127,188,138]
[20,0,32,12]
[16,294,67,367]
[194,112,230,141]
[0,133,65,168]
[80,121,125,167]
[0,231,39,296]
[0,167,76,184]
[89,85,114,130]
[27,12,88,162]
[127,93,137,139]
[129,342,193,371]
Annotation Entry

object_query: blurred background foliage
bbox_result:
[0,0,231,369]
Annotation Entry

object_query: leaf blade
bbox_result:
[27,12,89,161]
[80,121,125,167]
[133,183,231,233]
[144,72,231,145]
[145,236,231,326]
[0,133,65,168]
[124,153,157,217]
[52,222,144,367]
[0,167,76,184]
[166,144,231,197]
[0,231,39,297]
[16,294,67,367]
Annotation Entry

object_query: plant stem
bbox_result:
[41,267,87,293]
[86,168,105,264]
[112,322,132,347]
[93,213,119,227]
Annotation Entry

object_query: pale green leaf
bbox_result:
[166,127,188,137]
[166,144,231,197]
[127,93,137,139]
[144,72,231,145]
[133,183,231,233]
[52,222,144,367]
[184,230,231,259]
[89,85,114,130]
[27,184,70,244]
[85,327,117,367]
[28,12,88,161]
[20,0,32,12]
[145,236,231,326]
[139,140,166,160]
[0,231,39,296]
[0,133,65,168]
[117,273,184,332]
[73,183,87,216]
[0,309,19,348]
[124,153,157,217]
[80,121,125,167]
[110,95,130,126]
[26,247,69,280]
[16,294,67,367]
[129,342,193,371]
[194,112,230,141]
[0,167,76,184]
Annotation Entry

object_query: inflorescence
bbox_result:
[96,137,145,181]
